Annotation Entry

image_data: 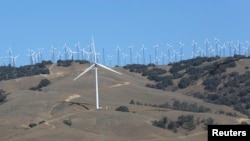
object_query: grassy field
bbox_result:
[0,62,249,141]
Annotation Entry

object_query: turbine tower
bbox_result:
[246,40,250,56]
[122,53,128,66]
[37,48,44,63]
[237,40,242,55]
[63,44,69,60]
[116,46,121,66]
[227,41,233,56]
[179,42,184,61]
[214,37,219,56]
[153,44,158,65]
[74,37,122,109]
[204,38,209,57]
[107,55,113,67]
[27,49,34,65]
[58,51,62,60]
[7,48,12,66]
[192,40,197,58]
[11,55,19,67]
[50,46,57,63]
[167,43,172,64]
[135,52,140,64]
[141,44,146,64]
[76,42,80,60]
[102,48,106,65]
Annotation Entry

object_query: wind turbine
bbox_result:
[122,53,128,66]
[179,42,184,61]
[141,44,146,64]
[102,48,106,65]
[7,48,12,66]
[76,42,80,60]
[167,43,172,64]
[107,55,113,67]
[50,46,57,63]
[246,40,250,56]
[74,37,122,109]
[63,44,69,60]
[161,52,166,64]
[227,41,233,56]
[214,37,219,56]
[67,47,78,60]
[128,45,133,64]
[58,51,62,60]
[37,48,44,63]
[135,52,140,64]
[192,40,197,58]
[237,40,242,55]
[153,44,158,64]
[27,49,35,65]
[11,55,19,67]
[116,46,121,66]
[204,38,209,57]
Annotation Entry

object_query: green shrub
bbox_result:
[63,119,72,126]
[115,106,129,112]
[152,116,168,129]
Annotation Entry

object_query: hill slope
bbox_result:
[0,58,249,141]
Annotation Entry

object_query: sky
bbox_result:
[0,0,250,67]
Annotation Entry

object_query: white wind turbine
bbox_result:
[122,53,128,66]
[204,38,209,57]
[153,44,158,65]
[74,37,122,109]
[246,40,250,56]
[141,44,146,64]
[67,47,78,60]
[227,41,233,56]
[11,55,19,67]
[214,37,219,56]
[192,40,197,58]
[128,45,133,64]
[116,46,121,66]
[167,43,172,64]
[107,55,113,67]
[7,48,13,66]
[179,42,184,61]
[135,52,140,64]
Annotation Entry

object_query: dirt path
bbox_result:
[236,118,250,124]
[45,78,130,129]
[109,81,130,88]
[64,94,81,102]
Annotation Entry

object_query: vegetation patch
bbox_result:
[0,61,51,81]
[115,106,129,112]
[0,90,9,104]
[129,100,210,113]
[30,79,51,91]
[152,115,215,132]
[63,119,72,126]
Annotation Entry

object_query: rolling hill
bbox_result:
[0,57,249,141]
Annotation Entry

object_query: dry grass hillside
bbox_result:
[0,58,249,141]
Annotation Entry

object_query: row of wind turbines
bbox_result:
[1,37,250,110]
[1,38,250,67]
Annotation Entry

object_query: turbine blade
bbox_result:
[73,64,95,81]
[97,63,122,75]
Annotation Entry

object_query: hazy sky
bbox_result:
[0,0,250,67]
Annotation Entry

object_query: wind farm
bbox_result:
[1,1,250,141]
[0,36,250,141]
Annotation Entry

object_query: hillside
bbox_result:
[0,58,249,141]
